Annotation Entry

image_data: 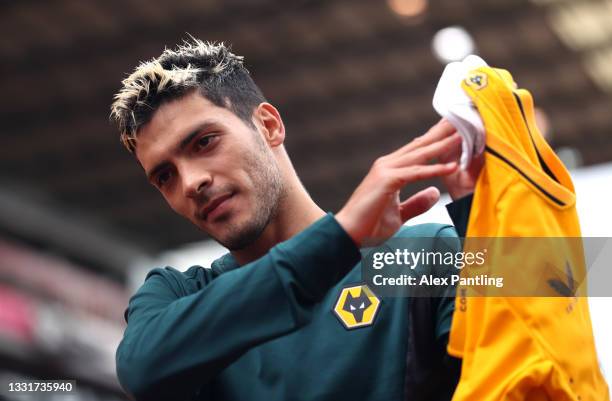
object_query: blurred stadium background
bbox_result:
[1,0,611,399]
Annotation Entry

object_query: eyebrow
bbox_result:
[146,120,220,183]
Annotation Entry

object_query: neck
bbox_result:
[231,182,325,266]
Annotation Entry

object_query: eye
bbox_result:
[195,134,217,151]
[156,170,172,188]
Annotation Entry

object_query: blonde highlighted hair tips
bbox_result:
[110,38,264,153]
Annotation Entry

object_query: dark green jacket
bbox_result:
[116,214,463,401]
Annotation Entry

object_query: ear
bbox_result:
[253,103,285,147]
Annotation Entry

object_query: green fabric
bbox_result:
[116,214,459,401]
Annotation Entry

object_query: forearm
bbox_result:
[116,213,360,400]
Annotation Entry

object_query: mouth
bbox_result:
[200,193,234,222]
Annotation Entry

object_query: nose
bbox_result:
[182,165,212,198]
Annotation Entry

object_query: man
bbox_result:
[110,39,480,401]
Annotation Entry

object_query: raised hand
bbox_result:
[336,119,461,246]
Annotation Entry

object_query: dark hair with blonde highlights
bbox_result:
[110,38,266,153]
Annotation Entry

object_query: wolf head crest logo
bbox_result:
[465,71,487,90]
[342,290,372,323]
[333,284,380,330]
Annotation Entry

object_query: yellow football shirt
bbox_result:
[448,66,609,401]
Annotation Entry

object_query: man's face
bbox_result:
[135,90,284,250]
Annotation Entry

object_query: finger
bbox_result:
[390,133,462,168]
[439,134,462,163]
[399,186,440,222]
[392,119,456,158]
[390,119,457,158]
[416,119,458,148]
[393,162,458,187]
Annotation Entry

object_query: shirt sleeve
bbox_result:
[116,213,361,401]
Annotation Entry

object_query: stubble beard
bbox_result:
[213,142,285,251]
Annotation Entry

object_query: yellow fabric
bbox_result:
[448,67,609,401]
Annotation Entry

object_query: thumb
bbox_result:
[399,186,440,222]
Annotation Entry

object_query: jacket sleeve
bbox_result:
[116,213,361,400]
[403,225,462,401]
[445,193,474,238]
